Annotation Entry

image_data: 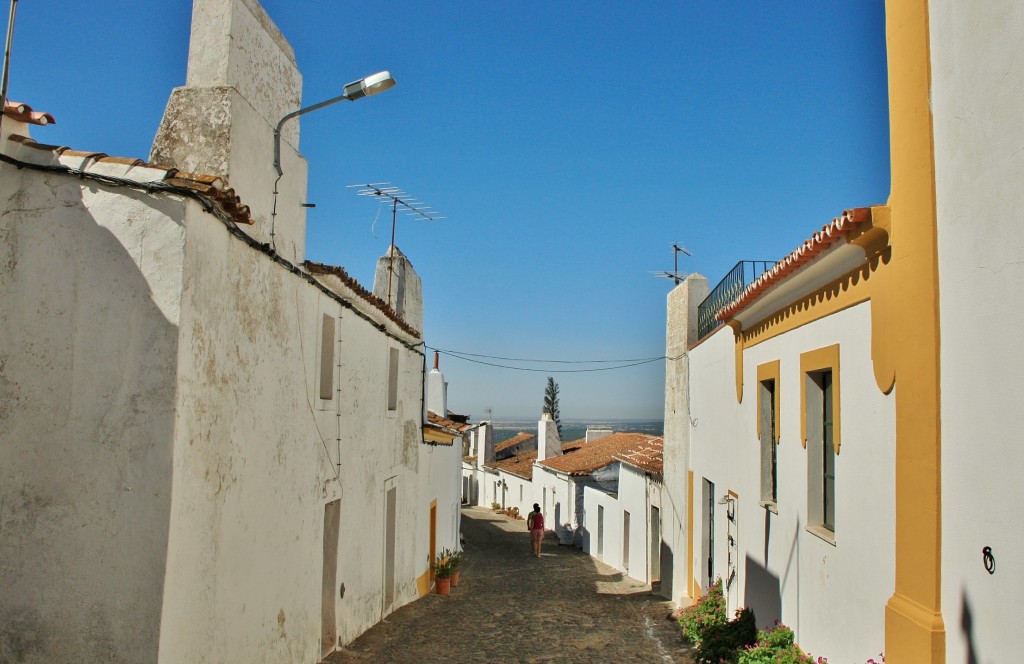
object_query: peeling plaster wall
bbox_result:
[931,1,1024,662]
[155,202,425,661]
[151,0,307,266]
[0,146,186,663]
[661,274,708,602]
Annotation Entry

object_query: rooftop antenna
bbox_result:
[651,242,692,285]
[348,182,446,303]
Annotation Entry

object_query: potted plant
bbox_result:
[449,548,465,587]
[433,548,456,595]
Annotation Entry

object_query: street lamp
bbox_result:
[273,70,396,177]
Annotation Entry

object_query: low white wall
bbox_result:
[582,486,622,570]
[619,465,655,583]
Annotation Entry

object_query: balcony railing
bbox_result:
[697,260,777,340]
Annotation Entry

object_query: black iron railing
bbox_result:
[697,260,777,339]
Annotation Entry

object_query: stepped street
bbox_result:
[327,506,693,663]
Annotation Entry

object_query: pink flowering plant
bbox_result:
[677,579,728,646]
[736,621,827,664]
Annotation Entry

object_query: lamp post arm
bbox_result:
[273,93,351,176]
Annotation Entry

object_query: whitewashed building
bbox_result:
[661,1,1024,662]
[0,0,457,662]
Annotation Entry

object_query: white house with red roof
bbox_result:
[661,2,1024,662]
[0,1,458,662]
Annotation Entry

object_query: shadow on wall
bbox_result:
[744,556,782,629]
[659,541,674,600]
[960,591,979,664]
[0,182,181,662]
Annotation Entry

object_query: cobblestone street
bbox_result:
[326,506,693,663]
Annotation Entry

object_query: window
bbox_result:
[801,345,840,540]
[319,314,335,401]
[757,361,780,508]
[387,347,399,411]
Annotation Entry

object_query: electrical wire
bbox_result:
[427,346,666,364]
[427,345,684,373]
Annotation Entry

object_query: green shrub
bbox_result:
[736,621,828,664]
[677,579,727,646]
[696,607,757,663]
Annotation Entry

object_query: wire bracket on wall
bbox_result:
[348,182,446,302]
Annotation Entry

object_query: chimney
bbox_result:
[424,351,446,417]
[481,422,495,464]
[373,245,423,332]
[536,412,561,462]
[585,426,613,444]
[150,0,308,264]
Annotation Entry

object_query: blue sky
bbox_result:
[6,2,889,421]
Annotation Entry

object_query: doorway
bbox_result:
[650,505,661,584]
[702,478,715,589]
[382,478,397,618]
[321,500,340,659]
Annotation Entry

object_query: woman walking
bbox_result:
[527,503,545,558]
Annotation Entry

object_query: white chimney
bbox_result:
[424,351,446,417]
[537,412,561,462]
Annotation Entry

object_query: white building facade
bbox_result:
[0,1,458,661]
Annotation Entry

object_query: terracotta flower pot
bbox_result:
[435,577,451,595]
[450,569,461,587]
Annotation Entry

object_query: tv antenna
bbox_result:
[348,182,446,301]
[651,242,692,285]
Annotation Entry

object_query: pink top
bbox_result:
[529,512,544,531]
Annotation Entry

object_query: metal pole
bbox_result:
[387,197,397,304]
[0,0,20,143]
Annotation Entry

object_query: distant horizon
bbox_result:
[486,416,664,425]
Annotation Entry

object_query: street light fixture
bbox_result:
[273,70,396,177]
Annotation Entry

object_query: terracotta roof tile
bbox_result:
[614,437,664,476]
[484,449,538,480]
[495,432,536,455]
[540,432,659,476]
[3,100,55,126]
[427,410,470,434]
[562,437,586,453]
[305,261,420,338]
[717,208,873,321]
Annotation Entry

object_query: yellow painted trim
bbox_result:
[756,360,781,443]
[799,344,841,454]
[730,321,744,403]
[416,569,431,597]
[423,427,456,444]
[743,270,873,350]
[686,470,695,599]
[883,0,945,660]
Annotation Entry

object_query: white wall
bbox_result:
[931,2,1024,662]
[582,485,622,570]
[662,275,709,602]
[619,465,656,583]
[0,144,187,663]
[156,203,426,662]
[688,302,895,662]
[534,466,572,535]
